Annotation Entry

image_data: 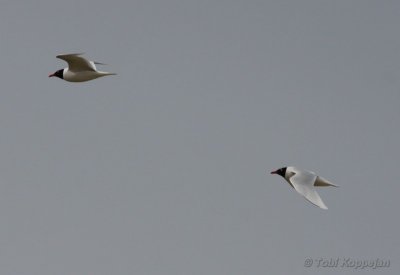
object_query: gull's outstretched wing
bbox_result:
[56,53,97,72]
[289,169,328,209]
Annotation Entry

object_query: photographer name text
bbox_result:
[304,257,390,270]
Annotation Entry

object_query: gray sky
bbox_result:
[0,0,399,274]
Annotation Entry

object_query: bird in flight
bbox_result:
[49,53,116,82]
[271,166,338,209]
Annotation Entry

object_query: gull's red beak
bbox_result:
[49,73,55,77]
[270,170,278,174]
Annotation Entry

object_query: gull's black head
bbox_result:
[49,69,64,79]
[270,167,287,178]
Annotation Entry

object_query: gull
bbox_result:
[49,53,116,82]
[271,166,338,209]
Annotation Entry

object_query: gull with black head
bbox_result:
[49,53,116,82]
[271,166,338,209]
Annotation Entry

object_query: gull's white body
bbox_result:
[62,68,114,82]
[273,166,338,209]
[50,53,116,82]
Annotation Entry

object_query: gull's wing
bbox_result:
[56,53,97,72]
[315,176,339,187]
[289,169,328,209]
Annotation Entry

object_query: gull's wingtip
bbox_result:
[94,61,107,65]
[56,52,85,58]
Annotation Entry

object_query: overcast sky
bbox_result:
[0,0,399,274]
